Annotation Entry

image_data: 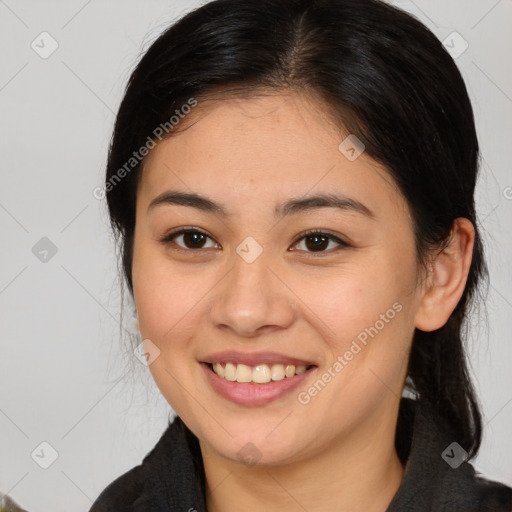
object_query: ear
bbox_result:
[414,218,475,332]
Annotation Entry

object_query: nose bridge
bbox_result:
[209,243,296,336]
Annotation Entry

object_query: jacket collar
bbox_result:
[387,398,479,511]
[133,414,206,511]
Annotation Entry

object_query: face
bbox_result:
[132,92,425,467]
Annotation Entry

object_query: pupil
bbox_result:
[185,232,205,248]
[306,235,328,251]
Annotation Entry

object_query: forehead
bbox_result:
[138,92,406,219]
[149,92,342,166]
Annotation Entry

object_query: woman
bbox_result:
[89,0,512,510]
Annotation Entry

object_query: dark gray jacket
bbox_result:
[89,398,512,511]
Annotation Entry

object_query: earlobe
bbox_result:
[414,218,475,332]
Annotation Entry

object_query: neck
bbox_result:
[200,403,405,512]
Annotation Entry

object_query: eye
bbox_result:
[159,227,351,254]
[159,227,219,251]
[290,229,351,254]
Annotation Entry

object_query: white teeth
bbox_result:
[253,365,271,383]
[271,364,285,381]
[284,364,295,378]
[224,363,236,381]
[211,362,311,383]
[235,364,252,383]
[213,362,225,378]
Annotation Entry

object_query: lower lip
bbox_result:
[201,362,317,406]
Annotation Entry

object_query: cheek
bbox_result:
[296,250,417,399]
[292,268,414,425]
[132,238,206,341]
[300,254,415,343]
[132,243,211,414]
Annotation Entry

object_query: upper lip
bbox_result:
[200,351,316,367]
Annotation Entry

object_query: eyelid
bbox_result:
[292,228,351,248]
[159,226,218,251]
[160,226,209,241]
[159,226,352,254]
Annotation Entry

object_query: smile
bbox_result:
[210,362,312,383]
[201,361,317,406]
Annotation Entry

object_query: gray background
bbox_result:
[0,0,511,510]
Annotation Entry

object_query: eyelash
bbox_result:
[159,226,351,256]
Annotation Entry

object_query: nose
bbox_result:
[208,252,297,338]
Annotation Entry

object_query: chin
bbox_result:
[199,419,306,466]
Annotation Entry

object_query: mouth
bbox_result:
[200,361,318,406]
[207,362,316,383]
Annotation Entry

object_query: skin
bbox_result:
[131,91,475,512]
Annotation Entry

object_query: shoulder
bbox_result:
[390,398,512,511]
[472,473,512,511]
[88,416,197,511]
[88,463,144,512]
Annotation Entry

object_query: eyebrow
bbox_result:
[147,190,374,219]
